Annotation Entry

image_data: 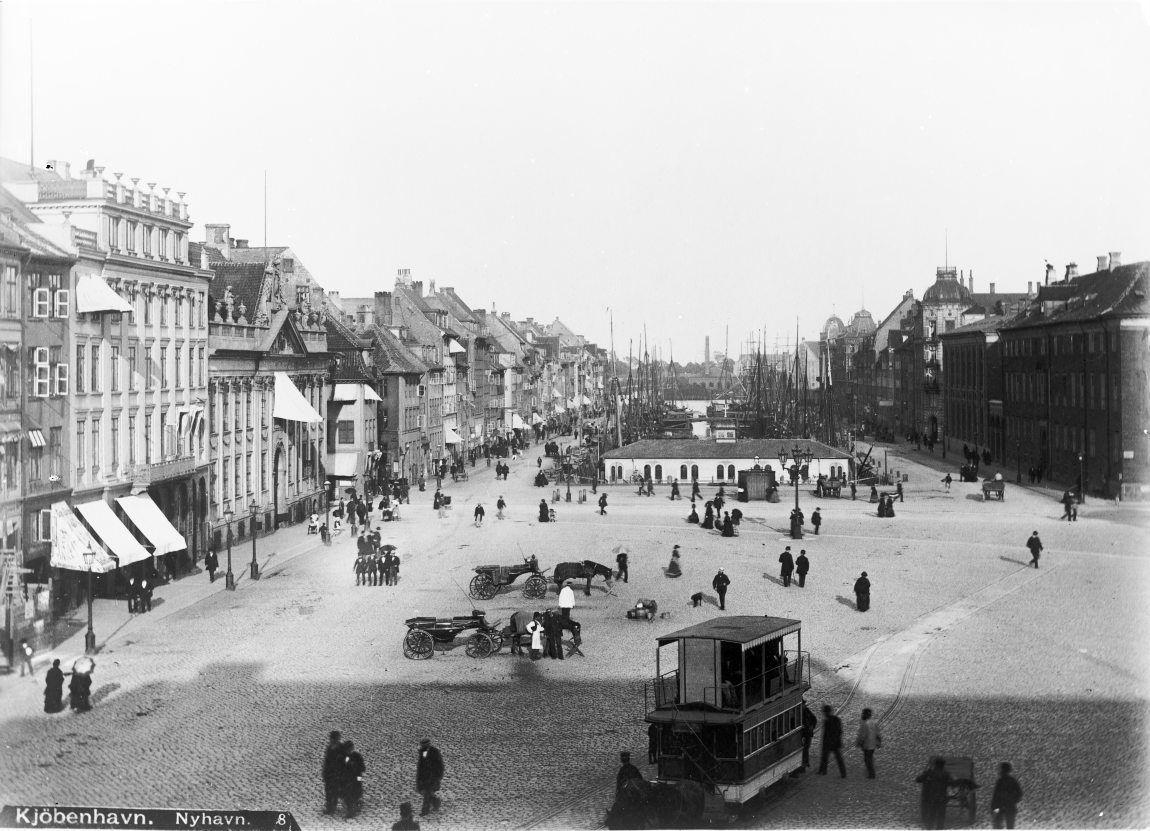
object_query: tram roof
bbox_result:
[658,616,801,646]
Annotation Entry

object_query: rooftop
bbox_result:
[658,616,801,645]
[603,437,850,460]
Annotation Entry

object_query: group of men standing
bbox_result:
[777,546,810,587]
[354,532,400,586]
[124,576,154,613]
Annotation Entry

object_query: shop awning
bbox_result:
[362,384,382,402]
[76,274,133,314]
[551,389,562,398]
[332,383,360,402]
[329,452,360,479]
[530,413,544,425]
[0,421,22,441]
[74,500,152,567]
[50,502,119,573]
[581,395,592,406]
[444,427,462,445]
[553,405,565,414]
[512,413,527,430]
[273,372,323,423]
[28,429,46,448]
[115,494,187,555]
[448,338,466,355]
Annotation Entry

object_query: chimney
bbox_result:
[989,282,996,295]
[1066,262,1078,280]
[411,280,423,297]
[199,246,209,270]
[373,291,393,327]
[234,239,249,249]
[968,272,974,292]
[204,223,232,259]
[428,279,436,295]
[1027,281,1033,295]
[397,268,412,286]
[1109,251,1121,269]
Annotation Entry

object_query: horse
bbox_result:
[503,609,582,654]
[553,560,614,596]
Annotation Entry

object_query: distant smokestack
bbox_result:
[989,282,996,294]
[1109,251,1121,269]
[1027,281,1033,294]
[1097,255,1109,273]
[1066,263,1078,280]
[968,273,974,292]
[705,336,711,373]
[1045,262,1054,286]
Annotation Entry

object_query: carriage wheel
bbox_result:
[403,629,434,660]
[487,631,504,653]
[469,574,495,600]
[465,632,493,659]
[523,575,548,599]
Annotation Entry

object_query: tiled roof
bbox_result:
[1002,263,1148,329]
[603,438,850,460]
[206,261,267,317]
[438,288,478,323]
[944,315,1013,337]
[225,245,288,264]
[371,324,429,375]
[324,315,371,351]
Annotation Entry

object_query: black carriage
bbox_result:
[402,609,505,660]
[981,479,1005,501]
[469,555,549,600]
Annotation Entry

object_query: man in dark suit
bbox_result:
[416,739,444,816]
[818,705,846,777]
[712,568,730,610]
[795,550,810,587]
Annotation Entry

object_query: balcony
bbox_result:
[131,455,199,485]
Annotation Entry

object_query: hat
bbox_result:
[861,571,868,577]
[329,730,341,741]
[564,579,573,585]
[620,751,631,759]
[399,802,414,816]
[420,738,431,747]
[717,567,724,572]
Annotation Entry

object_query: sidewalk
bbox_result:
[0,519,323,693]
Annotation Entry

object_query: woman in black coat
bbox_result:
[44,659,66,713]
[701,502,715,530]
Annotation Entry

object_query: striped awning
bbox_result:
[28,430,46,448]
[74,500,152,567]
[50,502,119,573]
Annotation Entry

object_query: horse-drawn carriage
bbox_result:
[402,609,505,659]
[816,476,845,498]
[553,560,615,595]
[470,555,549,600]
[981,477,1006,501]
[607,772,733,828]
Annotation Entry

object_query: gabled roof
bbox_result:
[371,324,429,376]
[437,287,479,324]
[225,245,288,264]
[206,261,268,316]
[324,314,372,352]
[1002,263,1148,330]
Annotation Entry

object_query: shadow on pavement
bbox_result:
[998,556,1031,567]
[762,573,787,587]
[835,595,858,611]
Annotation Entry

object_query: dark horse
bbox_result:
[503,609,583,654]
[553,560,614,596]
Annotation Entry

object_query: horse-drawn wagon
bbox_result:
[981,478,1005,501]
[469,555,549,600]
[402,609,505,659]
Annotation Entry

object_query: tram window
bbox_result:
[680,464,688,480]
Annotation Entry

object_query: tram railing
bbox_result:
[646,668,680,710]
[646,652,810,715]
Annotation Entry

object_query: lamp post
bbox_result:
[249,500,261,580]
[1077,453,1085,504]
[83,544,97,654]
[223,508,235,590]
[1015,439,1022,484]
[778,444,814,539]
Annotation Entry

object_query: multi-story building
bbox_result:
[324,315,383,498]
[999,256,1149,498]
[940,316,1010,466]
[198,238,330,547]
[388,273,447,476]
[370,323,429,485]
[8,159,212,600]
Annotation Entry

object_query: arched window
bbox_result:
[691,464,699,481]
[716,464,724,480]
[727,464,735,480]
[655,464,662,481]
[680,464,688,480]
[644,464,652,480]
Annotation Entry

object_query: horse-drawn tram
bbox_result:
[645,616,811,809]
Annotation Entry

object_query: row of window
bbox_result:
[74,408,201,483]
[1005,371,1115,410]
[214,380,324,435]
[744,704,803,758]
[107,216,186,264]
[64,342,208,397]
[1002,330,1112,358]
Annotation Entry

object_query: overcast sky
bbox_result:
[2,1,1147,361]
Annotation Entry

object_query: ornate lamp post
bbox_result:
[777,444,814,539]
[249,500,261,580]
[83,544,97,654]
[1077,453,1085,504]
[223,508,235,590]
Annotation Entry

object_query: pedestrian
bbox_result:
[647,723,658,764]
[343,740,365,818]
[204,549,219,583]
[779,547,794,587]
[392,802,420,831]
[322,730,346,815]
[855,707,881,778]
[991,762,1023,829]
[691,480,701,501]
[354,553,367,586]
[1060,490,1074,520]
[526,612,544,660]
[896,481,904,502]
[850,481,857,500]
[712,568,730,610]
[68,665,92,711]
[941,474,952,492]
[598,493,608,515]
[496,496,506,520]
[615,752,644,798]
[416,738,444,816]
[372,549,384,587]
[1026,531,1043,568]
[18,638,34,677]
[538,499,550,523]
[818,705,846,777]
[543,609,565,660]
[916,757,952,830]
[43,658,65,713]
[1070,502,1078,522]
[667,546,682,578]
[138,578,153,612]
[670,479,681,500]
[795,550,810,587]
[559,580,576,620]
[382,550,395,586]
[473,502,485,527]
[811,508,822,535]
[798,703,817,772]
[854,571,871,612]
[616,550,629,583]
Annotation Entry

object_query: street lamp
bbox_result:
[1077,453,1085,504]
[249,500,261,580]
[1015,440,1022,485]
[82,544,97,654]
[777,444,814,539]
[223,508,235,590]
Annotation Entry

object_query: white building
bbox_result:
[602,438,851,485]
